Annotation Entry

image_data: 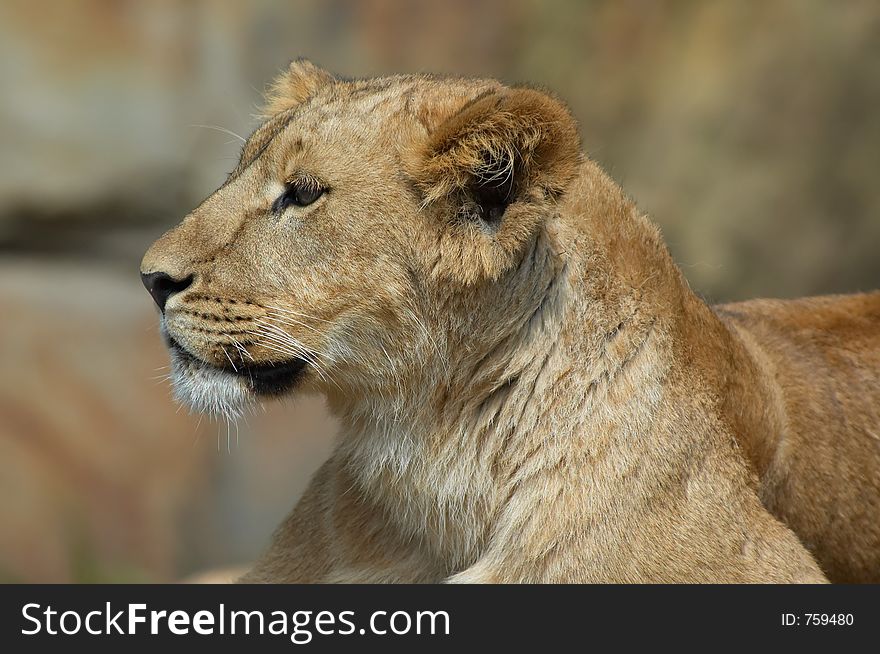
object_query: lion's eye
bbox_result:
[272,180,325,213]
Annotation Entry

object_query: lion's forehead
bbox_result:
[279,75,495,137]
[319,75,487,112]
[283,77,405,127]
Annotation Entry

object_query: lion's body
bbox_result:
[141,63,879,583]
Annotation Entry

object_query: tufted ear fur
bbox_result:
[410,87,581,225]
[262,58,335,116]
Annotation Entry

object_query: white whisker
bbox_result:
[264,312,323,336]
[230,337,254,362]
[190,123,246,143]
[265,304,333,324]
[221,345,238,372]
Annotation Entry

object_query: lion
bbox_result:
[141,60,880,583]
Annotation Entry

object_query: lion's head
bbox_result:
[141,60,581,419]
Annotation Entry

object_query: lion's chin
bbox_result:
[170,354,251,420]
[166,336,308,419]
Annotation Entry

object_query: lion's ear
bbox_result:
[262,59,335,116]
[410,87,581,223]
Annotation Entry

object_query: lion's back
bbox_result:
[716,291,880,582]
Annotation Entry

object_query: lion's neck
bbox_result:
[327,162,750,571]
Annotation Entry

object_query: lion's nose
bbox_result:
[140,271,194,312]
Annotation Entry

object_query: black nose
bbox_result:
[140,271,194,312]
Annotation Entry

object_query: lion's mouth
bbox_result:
[166,335,308,397]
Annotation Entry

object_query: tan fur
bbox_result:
[141,61,880,583]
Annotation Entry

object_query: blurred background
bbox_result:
[1,0,878,582]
